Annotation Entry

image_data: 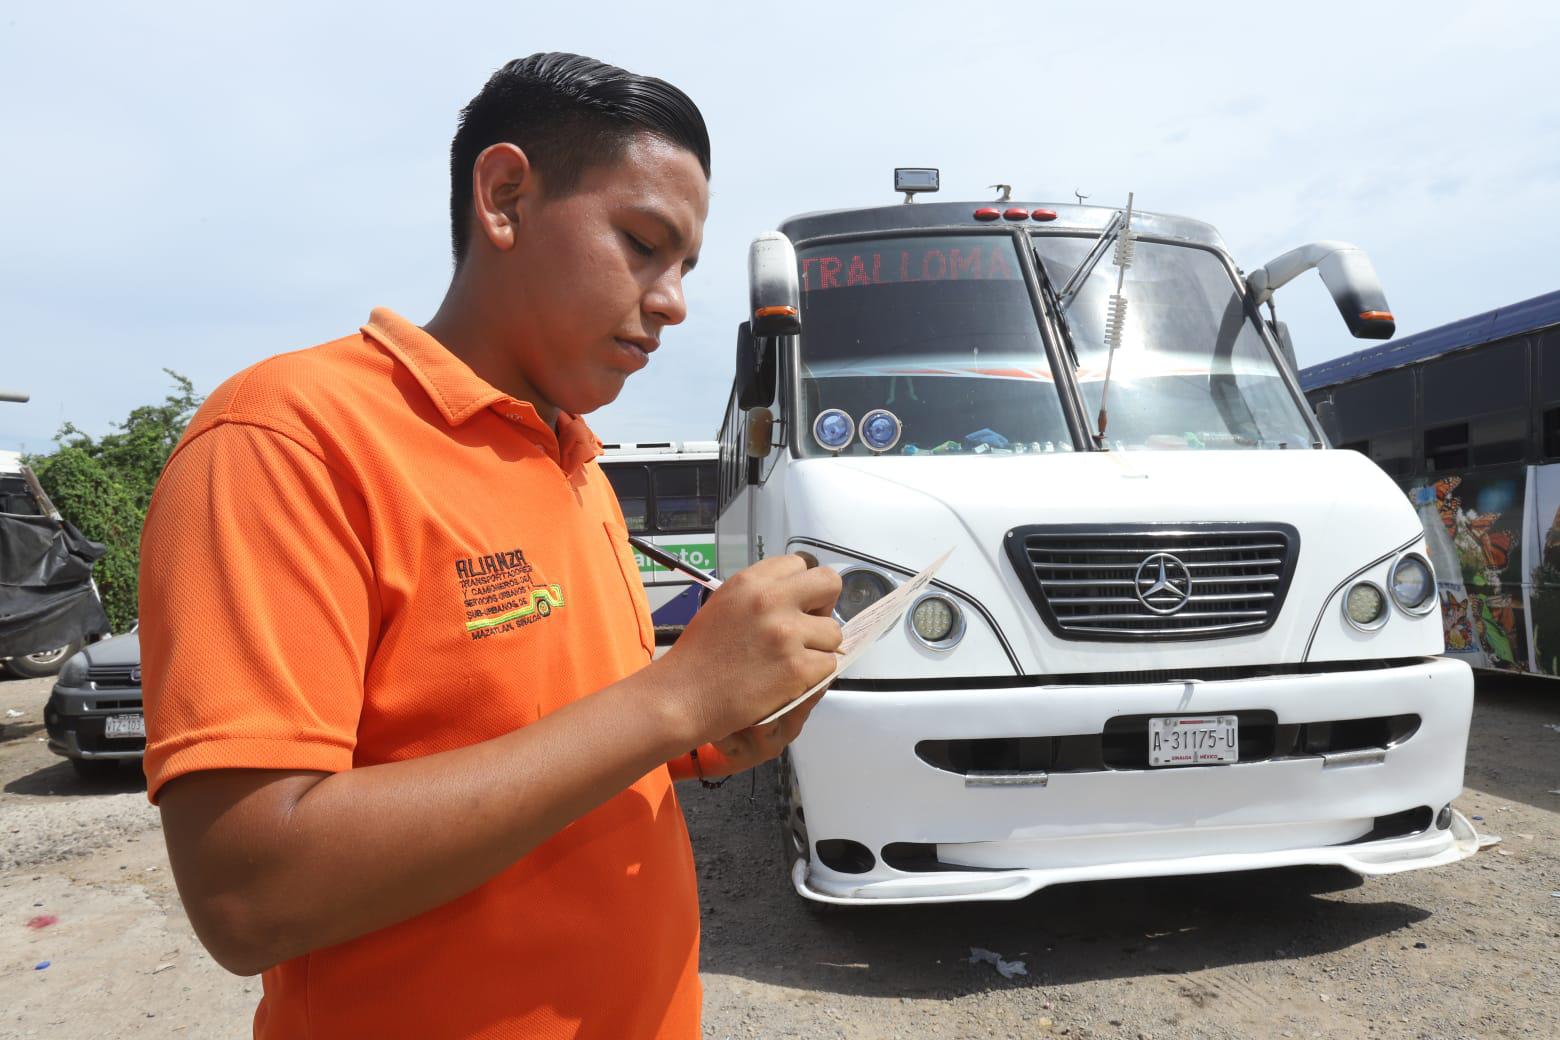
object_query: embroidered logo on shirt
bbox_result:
[455,548,566,640]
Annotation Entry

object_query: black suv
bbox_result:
[44,631,144,779]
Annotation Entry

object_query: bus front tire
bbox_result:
[777,751,840,917]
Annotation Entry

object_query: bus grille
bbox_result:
[1004,524,1299,641]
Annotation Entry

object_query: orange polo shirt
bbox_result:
[138,308,701,1039]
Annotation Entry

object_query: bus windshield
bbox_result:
[795,234,1074,458]
[1035,235,1314,450]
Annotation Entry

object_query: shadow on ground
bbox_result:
[686,760,1431,999]
[0,718,46,747]
[3,756,146,797]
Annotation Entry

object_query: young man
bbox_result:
[138,53,841,1039]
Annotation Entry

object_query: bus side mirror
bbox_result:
[734,321,777,410]
[735,321,760,408]
[749,232,801,337]
[745,408,775,460]
[1247,241,1396,341]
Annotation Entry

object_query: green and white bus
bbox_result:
[599,441,717,639]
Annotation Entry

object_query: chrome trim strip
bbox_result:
[965,771,1049,788]
[1027,543,1287,555]
[1321,748,1388,769]
[1064,621,1266,636]
[1041,574,1281,587]
[1047,592,1276,606]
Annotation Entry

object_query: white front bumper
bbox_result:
[789,656,1477,904]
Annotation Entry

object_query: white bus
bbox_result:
[716,170,1478,905]
[599,441,718,639]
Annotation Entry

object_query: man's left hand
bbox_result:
[699,690,824,778]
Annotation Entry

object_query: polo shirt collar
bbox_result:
[362,307,603,472]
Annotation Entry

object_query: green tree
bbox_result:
[25,372,202,632]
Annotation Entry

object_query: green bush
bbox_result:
[25,372,202,632]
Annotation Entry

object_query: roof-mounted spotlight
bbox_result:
[895,167,939,204]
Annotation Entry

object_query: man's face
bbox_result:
[499,134,709,416]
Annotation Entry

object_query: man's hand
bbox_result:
[655,554,841,750]
[699,690,824,778]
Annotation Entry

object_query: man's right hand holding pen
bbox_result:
[653,554,842,778]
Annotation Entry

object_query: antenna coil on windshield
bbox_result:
[1096,191,1136,444]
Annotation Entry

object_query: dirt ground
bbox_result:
[2,670,1556,1040]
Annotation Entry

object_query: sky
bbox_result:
[2,1,1557,454]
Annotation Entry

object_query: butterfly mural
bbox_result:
[1409,469,1527,671]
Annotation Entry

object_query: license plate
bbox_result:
[1148,714,1238,767]
[104,714,144,739]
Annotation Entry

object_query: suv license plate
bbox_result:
[1148,715,1238,767]
[105,714,145,739]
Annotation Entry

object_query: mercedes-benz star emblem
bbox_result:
[1134,553,1193,614]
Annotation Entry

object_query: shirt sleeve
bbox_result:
[139,421,378,803]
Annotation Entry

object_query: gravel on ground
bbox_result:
[3,671,1556,1039]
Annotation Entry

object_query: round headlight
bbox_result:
[859,409,903,453]
[1343,581,1388,631]
[908,593,964,649]
[1390,553,1435,614]
[812,409,855,452]
[836,568,892,622]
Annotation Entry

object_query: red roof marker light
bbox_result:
[1003,207,1029,221]
[1031,208,1058,221]
[973,207,1001,221]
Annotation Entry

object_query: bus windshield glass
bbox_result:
[795,234,1073,458]
[1035,235,1314,450]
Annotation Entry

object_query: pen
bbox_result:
[627,535,723,591]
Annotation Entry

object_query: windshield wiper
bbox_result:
[1032,243,1081,372]
[1057,208,1125,308]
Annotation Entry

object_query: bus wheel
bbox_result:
[777,751,838,916]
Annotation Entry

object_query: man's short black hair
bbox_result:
[449,52,711,264]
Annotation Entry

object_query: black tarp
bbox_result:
[0,513,111,658]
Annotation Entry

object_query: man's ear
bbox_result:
[470,143,536,254]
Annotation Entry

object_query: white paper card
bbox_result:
[754,548,953,727]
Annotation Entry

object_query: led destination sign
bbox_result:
[799,237,1020,292]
